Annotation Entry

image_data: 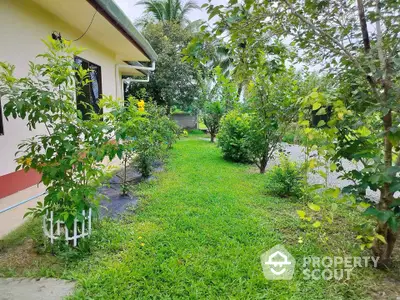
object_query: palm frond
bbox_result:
[135,0,199,26]
[181,0,200,15]
[136,0,165,22]
[185,19,204,33]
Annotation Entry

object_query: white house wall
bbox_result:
[0,0,125,177]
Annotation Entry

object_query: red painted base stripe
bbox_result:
[0,169,42,199]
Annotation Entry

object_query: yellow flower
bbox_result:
[140,243,145,247]
[25,157,32,166]
[137,100,145,112]
[138,236,143,239]
[17,157,32,166]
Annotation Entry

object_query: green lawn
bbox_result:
[1,135,397,299]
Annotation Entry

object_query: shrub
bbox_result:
[188,129,204,135]
[217,110,251,163]
[265,155,304,198]
[242,70,299,173]
[99,96,144,195]
[203,101,224,142]
[161,115,181,149]
[0,37,117,230]
[133,100,179,177]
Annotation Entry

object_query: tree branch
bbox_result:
[375,0,386,71]
[282,0,380,101]
[357,0,371,52]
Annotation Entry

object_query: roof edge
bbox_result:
[87,0,158,62]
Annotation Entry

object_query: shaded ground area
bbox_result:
[99,162,163,218]
[98,168,140,219]
[0,277,75,300]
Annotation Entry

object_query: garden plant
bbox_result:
[0,37,119,232]
[1,0,400,298]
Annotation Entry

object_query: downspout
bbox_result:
[115,62,156,98]
[115,64,120,99]
[128,61,156,71]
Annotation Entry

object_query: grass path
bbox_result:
[67,136,378,299]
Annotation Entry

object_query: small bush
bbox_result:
[282,132,296,144]
[133,101,179,178]
[217,110,251,163]
[203,101,224,142]
[265,155,304,198]
[188,129,205,135]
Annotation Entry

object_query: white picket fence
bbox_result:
[42,208,92,247]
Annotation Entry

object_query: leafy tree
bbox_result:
[98,96,144,195]
[0,38,118,230]
[203,101,224,143]
[217,110,251,163]
[133,99,180,177]
[194,63,241,143]
[277,0,400,266]
[126,22,200,113]
[204,0,400,266]
[136,0,199,27]
[200,2,288,100]
[244,68,299,173]
[184,31,234,79]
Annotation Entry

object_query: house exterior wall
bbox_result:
[0,0,125,197]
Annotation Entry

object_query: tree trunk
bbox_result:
[356,0,398,265]
[210,133,215,143]
[356,0,371,51]
[372,110,397,266]
[121,157,128,196]
[259,155,268,174]
[166,100,172,115]
[237,82,243,101]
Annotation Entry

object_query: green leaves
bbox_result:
[312,221,321,228]
[375,234,387,244]
[307,203,321,211]
[297,210,306,219]
[0,37,121,228]
[310,91,319,99]
[312,102,321,110]
[364,207,394,223]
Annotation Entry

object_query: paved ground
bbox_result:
[0,278,75,300]
[276,143,382,202]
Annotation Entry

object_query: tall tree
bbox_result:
[272,0,400,266]
[203,0,400,265]
[136,0,199,27]
[126,22,200,113]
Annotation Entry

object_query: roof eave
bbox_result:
[87,0,158,62]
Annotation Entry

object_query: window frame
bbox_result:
[74,56,103,120]
[0,98,4,136]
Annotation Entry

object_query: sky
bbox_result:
[114,0,227,24]
[114,0,314,71]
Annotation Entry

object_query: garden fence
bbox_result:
[42,208,92,247]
